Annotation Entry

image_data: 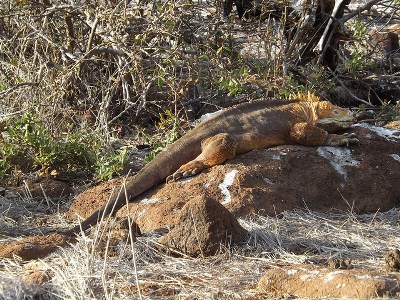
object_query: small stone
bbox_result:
[23,271,50,286]
[385,249,400,272]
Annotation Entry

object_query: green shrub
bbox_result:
[0,114,129,183]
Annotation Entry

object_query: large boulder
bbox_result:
[67,124,400,233]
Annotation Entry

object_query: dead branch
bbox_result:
[313,0,347,53]
[331,73,375,107]
[0,82,39,99]
[28,24,78,61]
[86,16,98,53]
[83,47,126,60]
[65,13,76,53]
[341,0,384,22]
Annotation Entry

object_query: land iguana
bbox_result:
[64,97,357,236]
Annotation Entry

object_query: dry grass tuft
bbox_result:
[1,206,399,299]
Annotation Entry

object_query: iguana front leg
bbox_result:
[290,122,359,146]
[166,133,238,182]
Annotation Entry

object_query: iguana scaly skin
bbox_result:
[65,98,357,236]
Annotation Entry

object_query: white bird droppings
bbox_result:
[272,151,288,160]
[219,170,238,205]
[263,177,275,185]
[390,154,400,162]
[317,147,359,180]
[199,111,218,122]
[287,269,298,275]
[324,271,344,283]
[137,209,146,219]
[139,198,159,204]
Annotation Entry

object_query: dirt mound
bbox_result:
[15,178,73,200]
[68,125,400,233]
[257,264,400,298]
[66,178,122,222]
[0,234,74,260]
[158,195,247,257]
[22,271,50,286]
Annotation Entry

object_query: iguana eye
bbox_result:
[332,109,340,115]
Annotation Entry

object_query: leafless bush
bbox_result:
[0,0,399,135]
[0,1,222,132]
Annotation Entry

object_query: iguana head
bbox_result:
[314,101,355,132]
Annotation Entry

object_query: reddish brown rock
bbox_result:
[16,178,73,200]
[158,195,247,257]
[67,125,400,233]
[369,23,400,53]
[257,264,400,299]
[0,234,74,260]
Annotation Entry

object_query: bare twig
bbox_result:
[83,47,126,60]
[85,16,98,53]
[0,82,39,99]
[65,13,76,53]
[341,0,383,22]
[285,0,317,59]
[28,24,78,61]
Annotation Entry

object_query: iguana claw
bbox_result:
[343,133,360,146]
[343,133,357,138]
[325,132,359,146]
[166,161,206,183]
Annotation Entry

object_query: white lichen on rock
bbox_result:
[354,123,400,141]
[317,147,359,180]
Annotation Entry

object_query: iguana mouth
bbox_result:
[316,115,355,131]
[317,112,355,123]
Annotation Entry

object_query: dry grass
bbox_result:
[1,201,399,299]
[1,1,400,299]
